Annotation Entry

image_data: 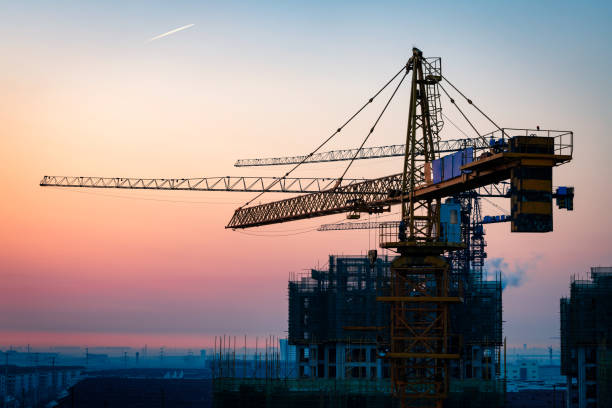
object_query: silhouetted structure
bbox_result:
[288,251,502,383]
[0,365,83,408]
[561,266,612,408]
[56,377,212,408]
[289,255,392,379]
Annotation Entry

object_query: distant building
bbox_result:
[0,365,83,407]
[505,360,565,388]
[279,339,295,362]
[507,359,539,381]
[538,364,565,384]
[560,267,612,408]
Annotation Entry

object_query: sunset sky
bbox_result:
[1,1,611,350]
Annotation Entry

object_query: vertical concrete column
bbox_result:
[337,343,345,379]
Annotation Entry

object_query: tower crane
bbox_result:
[223,48,573,408]
[40,48,573,408]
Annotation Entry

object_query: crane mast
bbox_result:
[379,48,458,408]
[399,48,439,242]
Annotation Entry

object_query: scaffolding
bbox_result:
[561,268,612,373]
[598,350,612,408]
[288,253,502,382]
[448,192,503,379]
[288,255,391,347]
[560,267,612,407]
[288,255,392,380]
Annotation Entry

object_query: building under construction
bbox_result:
[288,253,502,382]
[288,255,392,380]
[561,267,612,408]
[288,191,503,385]
[447,192,504,381]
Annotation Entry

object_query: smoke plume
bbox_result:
[487,257,539,290]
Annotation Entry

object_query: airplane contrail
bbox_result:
[147,24,195,43]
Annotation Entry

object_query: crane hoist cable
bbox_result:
[482,197,509,216]
[441,112,471,139]
[240,64,407,209]
[422,58,504,135]
[336,69,408,185]
[240,58,508,211]
[438,82,484,142]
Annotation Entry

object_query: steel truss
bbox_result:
[40,175,368,193]
[234,138,490,167]
[383,255,460,407]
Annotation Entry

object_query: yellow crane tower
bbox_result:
[225,48,572,407]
